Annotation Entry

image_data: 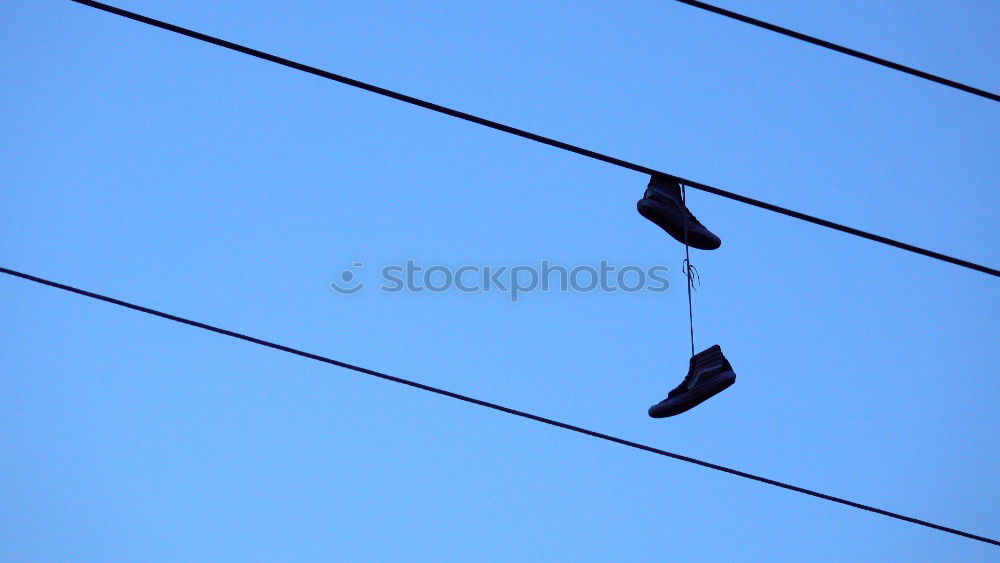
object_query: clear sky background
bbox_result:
[2,1,998,560]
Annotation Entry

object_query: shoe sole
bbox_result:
[637,198,721,251]
[648,371,736,418]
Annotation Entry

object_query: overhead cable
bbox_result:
[66,0,1000,278]
[675,0,1000,102]
[1,265,997,546]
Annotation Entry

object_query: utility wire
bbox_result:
[675,0,1000,102]
[1,265,997,546]
[65,0,1000,278]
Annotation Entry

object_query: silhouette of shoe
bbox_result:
[649,345,736,418]
[637,174,722,250]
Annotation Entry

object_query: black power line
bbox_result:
[64,0,1000,278]
[1,265,997,546]
[675,0,1000,102]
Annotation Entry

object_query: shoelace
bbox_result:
[681,182,697,358]
[682,259,700,291]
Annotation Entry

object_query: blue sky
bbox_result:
[2,0,998,560]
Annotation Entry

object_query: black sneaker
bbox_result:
[637,174,722,250]
[648,344,736,418]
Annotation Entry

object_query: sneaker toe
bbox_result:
[637,199,722,250]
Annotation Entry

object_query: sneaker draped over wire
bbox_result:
[637,174,722,250]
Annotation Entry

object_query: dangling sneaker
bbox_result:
[637,174,722,250]
[648,344,736,418]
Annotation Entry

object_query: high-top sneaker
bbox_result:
[637,174,722,250]
[649,344,736,418]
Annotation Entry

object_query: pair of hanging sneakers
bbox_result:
[637,174,737,418]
